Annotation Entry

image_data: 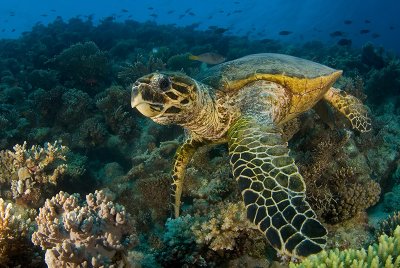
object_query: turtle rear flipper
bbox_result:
[228,117,327,258]
[324,87,371,132]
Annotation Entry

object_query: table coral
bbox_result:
[0,141,68,207]
[290,225,400,268]
[31,190,138,267]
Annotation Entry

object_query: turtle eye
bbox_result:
[159,76,171,91]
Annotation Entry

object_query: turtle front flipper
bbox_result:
[171,138,205,218]
[324,87,371,132]
[228,117,327,258]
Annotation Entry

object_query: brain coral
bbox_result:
[31,190,138,268]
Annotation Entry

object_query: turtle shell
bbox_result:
[196,53,342,94]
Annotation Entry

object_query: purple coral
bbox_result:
[31,190,138,267]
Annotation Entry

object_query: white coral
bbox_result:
[0,141,68,206]
[32,190,138,268]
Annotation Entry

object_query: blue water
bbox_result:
[1,0,399,54]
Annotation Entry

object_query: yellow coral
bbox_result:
[0,198,36,264]
[290,225,400,268]
[0,141,68,206]
[191,202,259,251]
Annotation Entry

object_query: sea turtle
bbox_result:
[130,53,371,259]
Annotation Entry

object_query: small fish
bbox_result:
[330,31,344,37]
[1,29,5,32]
[41,14,48,17]
[219,10,224,13]
[188,12,195,16]
[279,30,292,35]
[179,14,185,19]
[344,20,352,25]
[50,9,56,12]
[150,13,158,18]
[167,10,175,14]
[208,15,213,19]
[148,7,154,10]
[11,29,15,32]
[185,8,192,13]
[121,9,129,12]
[389,26,395,30]
[337,38,352,46]
[360,29,370,34]
[226,12,231,16]
[364,19,371,24]
[128,15,133,18]
[189,53,226,65]
[371,33,380,38]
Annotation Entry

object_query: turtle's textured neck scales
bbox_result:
[181,82,232,141]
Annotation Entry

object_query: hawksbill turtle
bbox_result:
[130,53,371,259]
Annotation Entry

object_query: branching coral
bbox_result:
[0,141,68,207]
[297,127,380,223]
[75,116,109,148]
[96,86,138,140]
[118,54,166,86]
[31,190,138,267]
[57,88,94,127]
[290,225,400,268]
[191,202,260,252]
[0,198,37,265]
[377,211,400,238]
[322,167,381,223]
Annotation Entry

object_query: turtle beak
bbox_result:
[131,83,164,117]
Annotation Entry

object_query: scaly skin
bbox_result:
[171,138,206,218]
[324,87,371,132]
[228,117,327,258]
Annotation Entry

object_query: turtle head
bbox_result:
[131,72,200,125]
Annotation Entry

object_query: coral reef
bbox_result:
[31,190,138,267]
[0,141,68,207]
[0,15,398,267]
[0,198,38,266]
[50,41,110,91]
[117,54,166,86]
[377,211,400,238]
[295,123,381,224]
[96,85,138,140]
[383,184,400,213]
[290,225,400,268]
[191,202,264,253]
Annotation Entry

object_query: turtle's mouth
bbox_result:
[131,88,164,117]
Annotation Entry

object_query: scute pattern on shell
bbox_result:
[196,53,339,91]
